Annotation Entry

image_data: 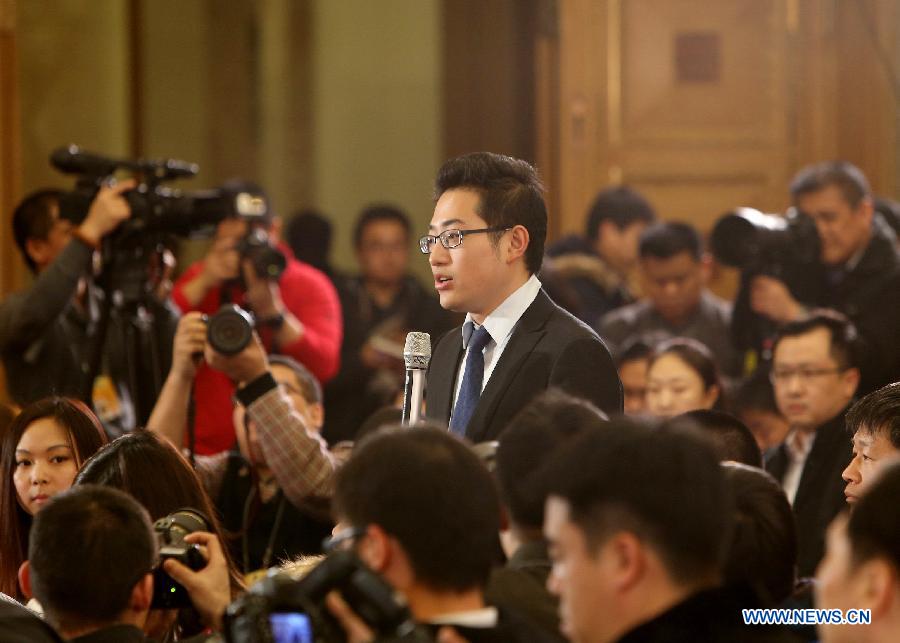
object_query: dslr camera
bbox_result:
[152,508,211,609]
[224,550,434,643]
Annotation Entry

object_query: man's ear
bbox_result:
[129,573,154,615]
[17,561,33,600]
[307,403,325,433]
[358,524,391,573]
[606,531,646,593]
[505,225,530,265]
[698,252,713,284]
[24,238,49,268]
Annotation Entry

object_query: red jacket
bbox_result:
[172,248,342,454]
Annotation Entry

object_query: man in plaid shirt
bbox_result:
[148,313,351,576]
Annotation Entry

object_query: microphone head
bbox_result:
[403,332,431,370]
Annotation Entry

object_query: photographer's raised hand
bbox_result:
[162,531,231,632]
[170,312,207,380]
[749,275,805,323]
[204,330,269,386]
[76,178,136,246]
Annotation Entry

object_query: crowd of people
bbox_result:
[0,152,899,642]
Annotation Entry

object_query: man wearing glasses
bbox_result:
[421,152,622,442]
[765,310,860,577]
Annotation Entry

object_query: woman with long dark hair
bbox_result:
[0,397,107,600]
[75,430,244,639]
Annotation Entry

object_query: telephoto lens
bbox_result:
[207,304,255,355]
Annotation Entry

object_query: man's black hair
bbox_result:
[28,484,156,632]
[790,160,871,210]
[771,308,862,371]
[846,461,900,571]
[435,152,547,274]
[615,339,652,367]
[286,209,332,274]
[541,418,731,584]
[334,426,500,593]
[721,463,797,606]
[733,369,781,415]
[585,186,656,241]
[496,389,607,531]
[845,382,900,449]
[12,189,64,273]
[268,355,322,404]
[667,409,762,467]
[638,221,702,261]
[353,204,411,248]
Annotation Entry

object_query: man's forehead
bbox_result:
[852,430,874,448]
[773,327,833,362]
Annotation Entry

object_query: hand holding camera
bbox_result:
[162,529,232,632]
[76,178,137,246]
[204,304,269,385]
[171,312,208,380]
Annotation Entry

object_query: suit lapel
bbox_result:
[793,413,846,510]
[426,330,464,425]
[465,292,554,443]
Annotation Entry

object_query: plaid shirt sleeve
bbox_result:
[247,385,338,504]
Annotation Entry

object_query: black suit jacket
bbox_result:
[765,411,852,577]
[425,290,622,442]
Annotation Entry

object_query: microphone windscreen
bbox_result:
[403,332,431,370]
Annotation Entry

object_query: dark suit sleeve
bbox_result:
[550,335,623,416]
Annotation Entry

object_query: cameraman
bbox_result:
[148,312,344,578]
[744,161,900,393]
[0,182,177,435]
[17,484,230,641]
[172,207,342,455]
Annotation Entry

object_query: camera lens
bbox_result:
[207,304,254,355]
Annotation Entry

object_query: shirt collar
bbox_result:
[461,274,542,349]
[428,606,499,628]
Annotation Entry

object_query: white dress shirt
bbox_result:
[781,428,817,505]
[450,274,542,414]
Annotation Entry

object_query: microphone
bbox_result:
[402,332,431,426]
[51,145,121,176]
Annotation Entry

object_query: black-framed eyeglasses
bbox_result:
[769,366,846,385]
[322,526,367,553]
[418,227,511,254]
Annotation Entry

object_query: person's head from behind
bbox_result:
[645,338,721,419]
[354,204,411,288]
[638,221,708,325]
[585,186,656,274]
[790,161,873,266]
[616,340,652,416]
[332,426,500,614]
[20,485,156,638]
[12,189,71,274]
[842,383,900,506]
[770,310,861,432]
[74,430,241,628]
[285,209,332,273]
[667,409,762,467]
[426,152,547,322]
[496,390,607,544]
[541,420,730,643]
[0,397,107,599]
[816,462,900,643]
[721,462,797,606]
[733,369,791,452]
[232,356,324,469]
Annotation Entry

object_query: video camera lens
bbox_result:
[208,304,255,356]
[238,228,287,281]
[152,508,211,609]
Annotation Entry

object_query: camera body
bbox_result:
[152,508,211,609]
[238,227,287,282]
[710,207,827,353]
[224,551,432,643]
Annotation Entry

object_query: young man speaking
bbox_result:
[422,152,622,441]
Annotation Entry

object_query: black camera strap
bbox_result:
[241,484,288,573]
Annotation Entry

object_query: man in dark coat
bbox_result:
[746,160,900,394]
[763,312,860,577]
[422,152,622,441]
